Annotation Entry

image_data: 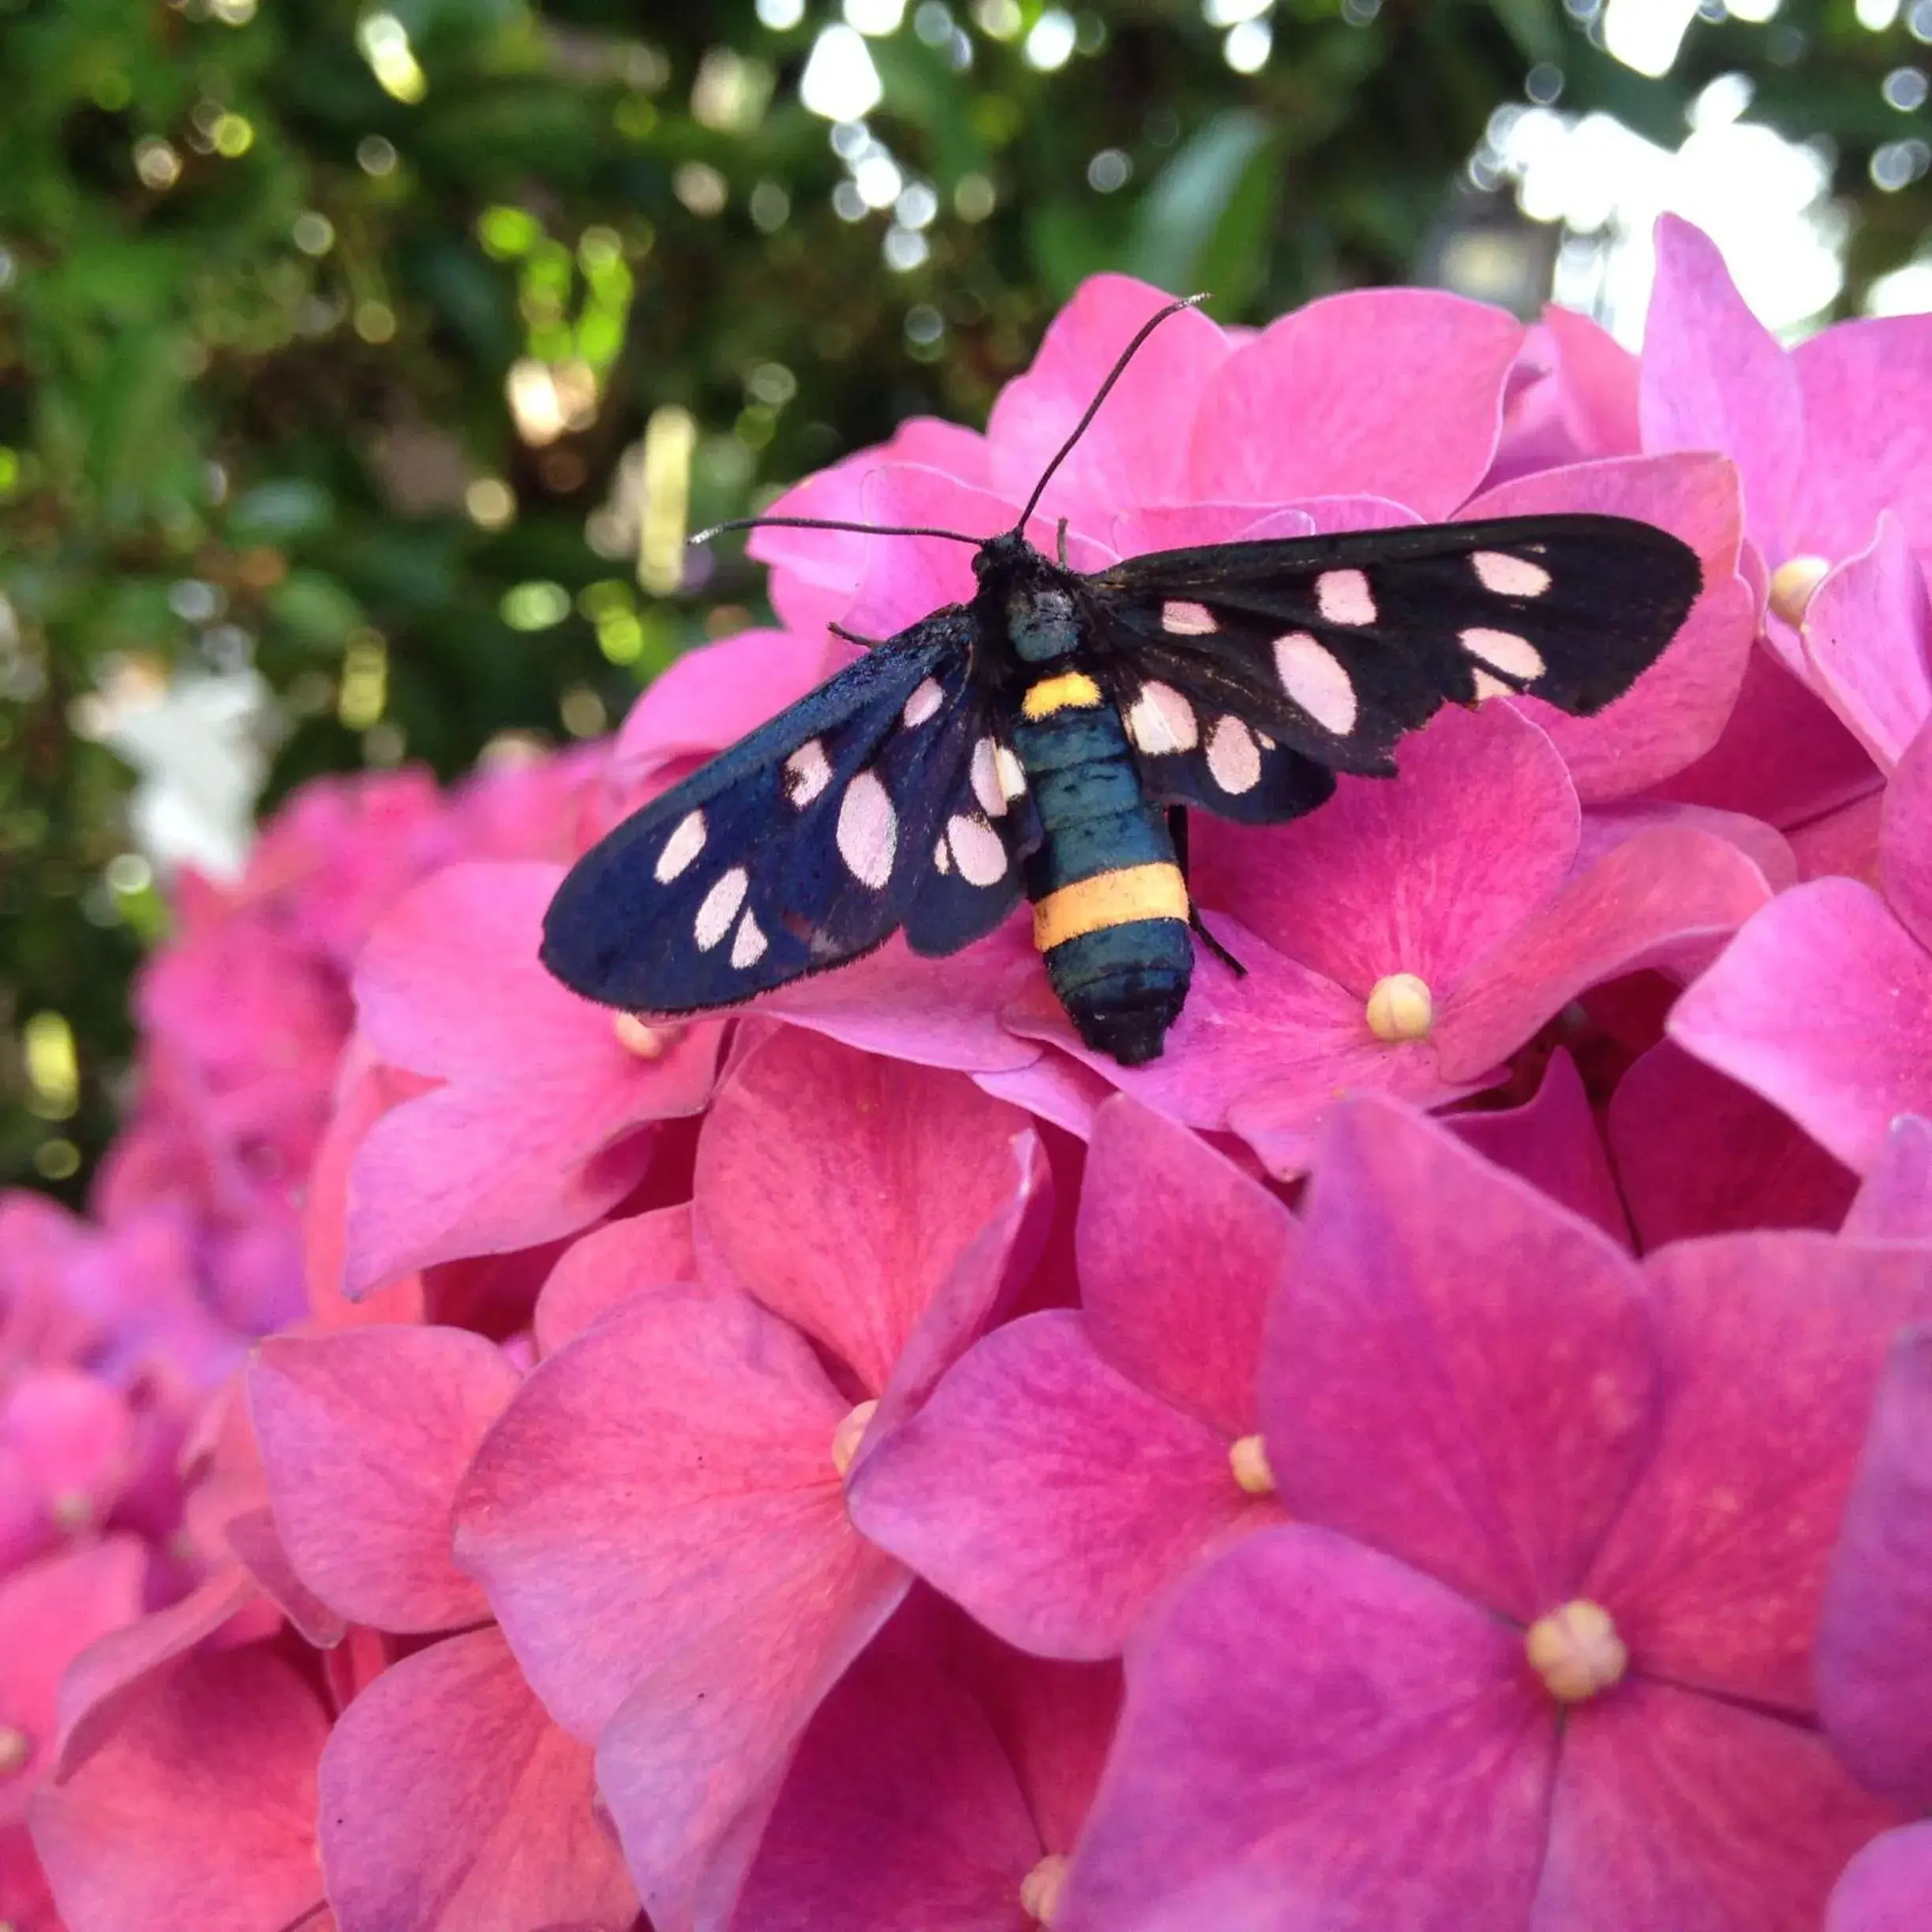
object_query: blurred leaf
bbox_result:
[1125,110,1274,298]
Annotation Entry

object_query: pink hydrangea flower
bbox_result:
[847,1096,1290,1657]
[1670,722,1932,1171]
[1053,1099,1921,1930]
[454,1028,1048,1928]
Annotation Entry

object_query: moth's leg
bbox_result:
[829,620,885,650]
[1169,807,1246,977]
[1056,518,1069,567]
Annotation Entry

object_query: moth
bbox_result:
[542,297,1702,1065]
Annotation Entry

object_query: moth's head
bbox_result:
[971,530,1033,583]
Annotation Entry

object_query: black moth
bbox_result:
[543,297,1702,1065]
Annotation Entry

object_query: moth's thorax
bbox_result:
[972,534,1083,662]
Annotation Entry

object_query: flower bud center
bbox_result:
[1229,1432,1275,1496]
[1020,1852,1069,1924]
[831,1399,878,1478]
[0,1724,31,1777]
[1525,1598,1627,1702]
[1365,972,1433,1043]
[613,1013,667,1059]
[1769,554,1830,627]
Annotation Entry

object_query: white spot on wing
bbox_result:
[1125,681,1199,754]
[784,740,832,808]
[1272,632,1357,736]
[902,678,944,727]
[971,737,1007,818]
[1316,569,1376,625]
[1470,668,1512,702]
[730,910,768,969]
[695,868,748,951]
[1160,599,1218,635]
[995,745,1028,803]
[1460,627,1546,680]
[947,813,1007,886]
[1472,551,1552,597]
[1206,716,1263,794]
[837,770,897,888]
[654,810,707,883]
[934,833,952,873]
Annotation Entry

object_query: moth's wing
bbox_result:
[541,612,1021,1012]
[1084,515,1703,814]
[900,717,1043,957]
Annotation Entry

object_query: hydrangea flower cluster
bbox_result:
[12,215,1932,1931]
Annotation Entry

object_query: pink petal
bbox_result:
[733,1614,1043,1932]
[1587,1234,1932,1709]
[0,1372,133,1548]
[1543,302,1642,458]
[1436,826,1773,1082]
[1668,879,1932,1174]
[1608,1040,1857,1249]
[694,1029,1042,1395]
[53,1567,262,1780]
[1844,1116,1932,1241]
[453,1283,900,1744]
[1189,290,1524,516]
[1005,918,1482,1172]
[249,1328,518,1633]
[342,1077,672,1298]
[962,1638,1121,1854]
[1447,1049,1630,1245]
[1108,503,1316,557]
[1054,1526,1552,1932]
[848,1311,1262,1659]
[758,923,1046,1076]
[1827,1822,1932,1932]
[0,1541,145,1821]
[1792,313,1932,562]
[1578,798,1797,894]
[1538,1676,1903,1932]
[31,1647,327,1932]
[1192,702,1579,995]
[748,419,990,639]
[1077,1097,1290,1434]
[532,1204,696,1355]
[604,629,835,806]
[1661,642,1883,830]
[1639,215,1802,561]
[1791,787,1885,888]
[1803,515,1932,771]
[1817,1330,1932,1806]
[223,1507,348,1649]
[986,274,1234,525]
[317,1626,636,1932]
[974,1049,1115,1140]
[1883,722,1932,953]
[355,863,605,1081]
[301,1046,428,1330]
[1266,1098,1657,1620]
[1464,452,1754,799]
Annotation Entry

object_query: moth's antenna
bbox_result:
[691,514,983,546]
[1012,292,1209,534]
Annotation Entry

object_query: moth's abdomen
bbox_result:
[1012,682,1191,1067]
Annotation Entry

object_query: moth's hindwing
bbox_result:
[1086,513,1703,795]
[541,612,1033,1012]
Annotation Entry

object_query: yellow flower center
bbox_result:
[1365,972,1433,1043]
[1020,1853,1069,1925]
[612,1013,667,1059]
[1229,1432,1275,1496]
[830,1399,878,1479]
[0,1724,31,1777]
[1768,554,1830,627]
[1525,1598,1627,1702]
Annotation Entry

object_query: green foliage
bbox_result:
[2,0,1927,1193]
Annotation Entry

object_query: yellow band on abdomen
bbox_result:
[1021,672,1103,719]
[1033,863,1189,952]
